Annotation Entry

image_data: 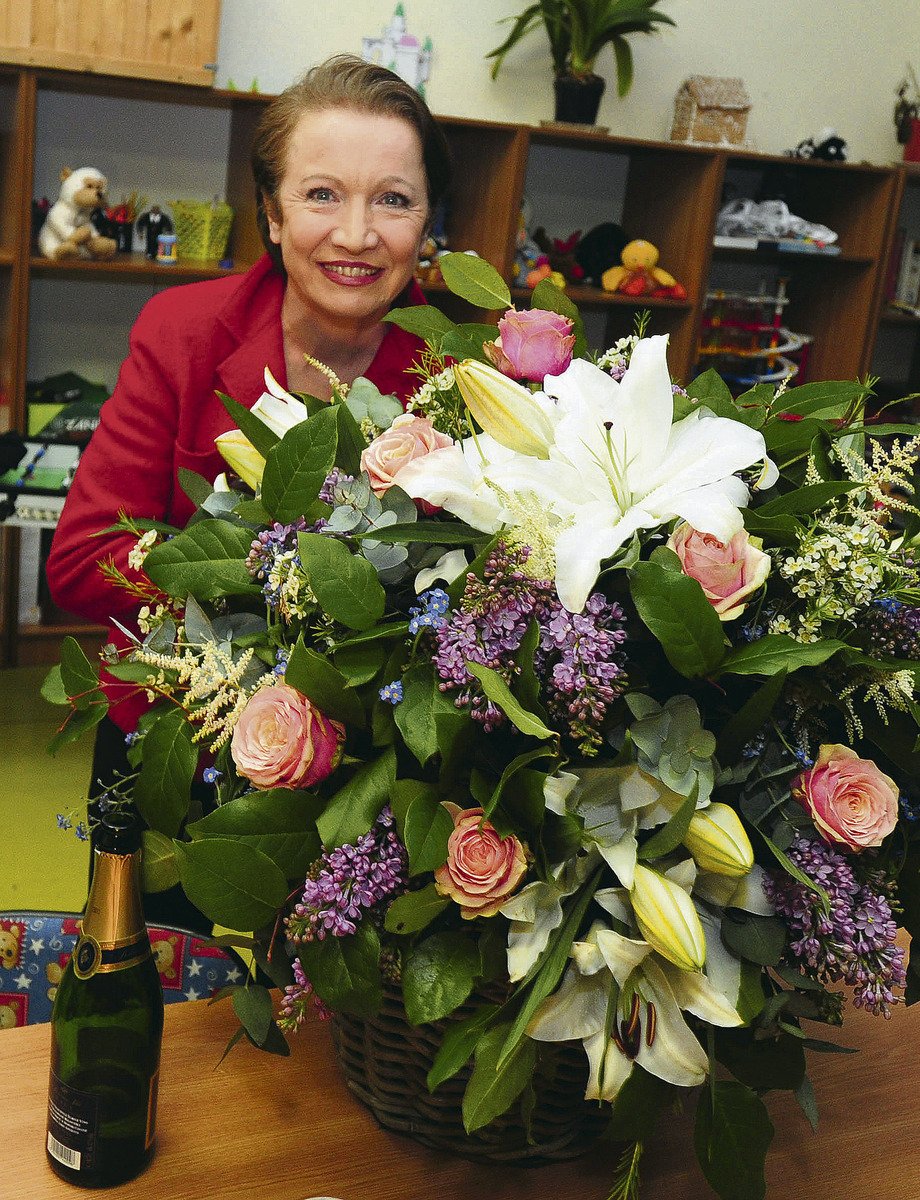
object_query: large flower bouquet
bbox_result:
[48,253,920,1199]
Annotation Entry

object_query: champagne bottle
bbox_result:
[46,812,164,1187]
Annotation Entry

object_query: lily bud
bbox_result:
[683,803,754,878]
[453,359,553,458]
[214,428,266,491]
[631,863,706,972]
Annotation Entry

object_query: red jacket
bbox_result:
[46,254,428,728]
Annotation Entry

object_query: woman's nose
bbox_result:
[331,202,379,253]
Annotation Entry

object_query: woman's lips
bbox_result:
[319,261,384,286]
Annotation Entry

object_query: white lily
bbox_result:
[528,922,743,1101]
[414,548,469,594]
[249,365,312,436]
[399,335,774,612]
[499,853,599,981]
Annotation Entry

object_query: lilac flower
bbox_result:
[318,467,356,506]
[285,807,408,944]
[429,542,627,751]
[278,958,332,1031]
[860,597,920,659]
[762,834,906,1017]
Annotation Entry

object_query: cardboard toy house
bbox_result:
[670,76,751,146]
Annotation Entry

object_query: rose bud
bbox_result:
[230,683,344,790]
[484,308,575,382]
[667,523,771,621]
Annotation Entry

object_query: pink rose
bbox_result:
[230,683,344,790]
[792,744,899,850]
[434,805,527,918]
[667,522,771,621]
[360,413,453,497]
[484,308,575,382]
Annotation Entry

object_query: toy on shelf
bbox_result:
[786,126,848,162]
[697,280,812,394]
[37,168,117,261]
[670,76,751,146]
[601,239,687,299]
[532,227,585,285]
[136,206,173,259]
[573,221,628,287]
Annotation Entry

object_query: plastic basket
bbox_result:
[170,200,234,261]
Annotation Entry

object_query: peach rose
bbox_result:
[434,805,527,919]
[667,522,771,621]
[792,744,899,850]
[360,413,453,497]
[230,683,344,790]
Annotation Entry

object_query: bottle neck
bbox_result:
[78,848,149,973]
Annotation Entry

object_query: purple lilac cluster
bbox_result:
[245,518,309,601]
[859,597,920,659]
[285,806,408,944]
[278,958,332,1032]
[430,542,628,751]
[318,467,356,505]
[762,834,907,1017]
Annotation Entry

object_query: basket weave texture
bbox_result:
[330,984,608,1165]
[171,200,233,260]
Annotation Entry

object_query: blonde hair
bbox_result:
[251,54,451,266]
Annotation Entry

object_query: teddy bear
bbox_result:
[0,923,22,973]
[37,167,117,261]
[0,1002,19,1029]
[601,239,687,300]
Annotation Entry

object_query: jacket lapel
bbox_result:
[213,256,287,407]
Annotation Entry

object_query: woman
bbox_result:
[45,55,451,923]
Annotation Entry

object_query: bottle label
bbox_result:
[47,1069,100,1171]
[72,932,152,979]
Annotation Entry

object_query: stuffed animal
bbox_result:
[601,239,687,300]
[38,167,117,261]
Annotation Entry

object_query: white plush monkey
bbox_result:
[38,167,117,260]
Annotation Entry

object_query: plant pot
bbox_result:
[331,984,607,1164]
[905,118,920,163]
[553,74,606,126]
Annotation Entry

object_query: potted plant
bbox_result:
[895,66,920,161]
[487,0,675,126]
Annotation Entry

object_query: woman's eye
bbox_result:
[306,187,336,203]
[380,191,410,208]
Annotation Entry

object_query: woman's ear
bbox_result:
[264,194,282,244]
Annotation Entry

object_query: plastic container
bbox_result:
[170,199,233,261]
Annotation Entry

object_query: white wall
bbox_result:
[215,0,915,166]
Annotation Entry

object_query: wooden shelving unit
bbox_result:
[0,63,908,665]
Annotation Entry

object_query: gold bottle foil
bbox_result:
[73,849,151,978]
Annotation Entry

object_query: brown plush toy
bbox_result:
[37,167,117,261]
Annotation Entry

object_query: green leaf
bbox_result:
[381,304,457,346]
[440,325,496,362]
[393,665,461,766]
[795,1073,819,1132]
[261,406,338,524]
[298,532,386,631]
[390,779,453,875]
[333,402,366,476]
[462,1022,537,1133]
[285,637,365,726]
[353,518,483,546]
[134,708,197,837]
[718,635,847,677]
[317,748,395,849]
[695,1080,774,1200]
[716,1026,806,1091]
[777,379,868,420]
[177,466,214,508]
[438,251,511,310]
[334,639,393,686]
[758,832,830,912]
[721,911,787,967]
[483,746,556,821]
[427,1004,501,1091]
[465,661,556,740]
[298,924,382,1015]
[141,830,180,893]
[40,664,68,706]
[628,560,726,678]
[185,788,323,881]
[717,672,788,764]
[144,520,259,600]
[609,1066,672,1142]
[753,481,860,517]
[637,784,698,861]
[173,837,288,930]
[47,701,108,754]
[216,389,280,457]
[762,416,827,464]
[385,884,450,934]
[60,636,99,709]
[231,985,274,1046]
[530,279,586,358]
[402,930,481,1025]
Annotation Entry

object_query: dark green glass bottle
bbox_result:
[46,812,164,1187]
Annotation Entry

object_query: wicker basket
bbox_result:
[330,985,607,1165]
[171,199,233,261]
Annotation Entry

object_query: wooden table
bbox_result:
[2,993,917,1199]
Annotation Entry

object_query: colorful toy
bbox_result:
[37,168,117,261]
[601,239,687,299]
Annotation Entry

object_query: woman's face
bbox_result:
[267,106,429,332]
